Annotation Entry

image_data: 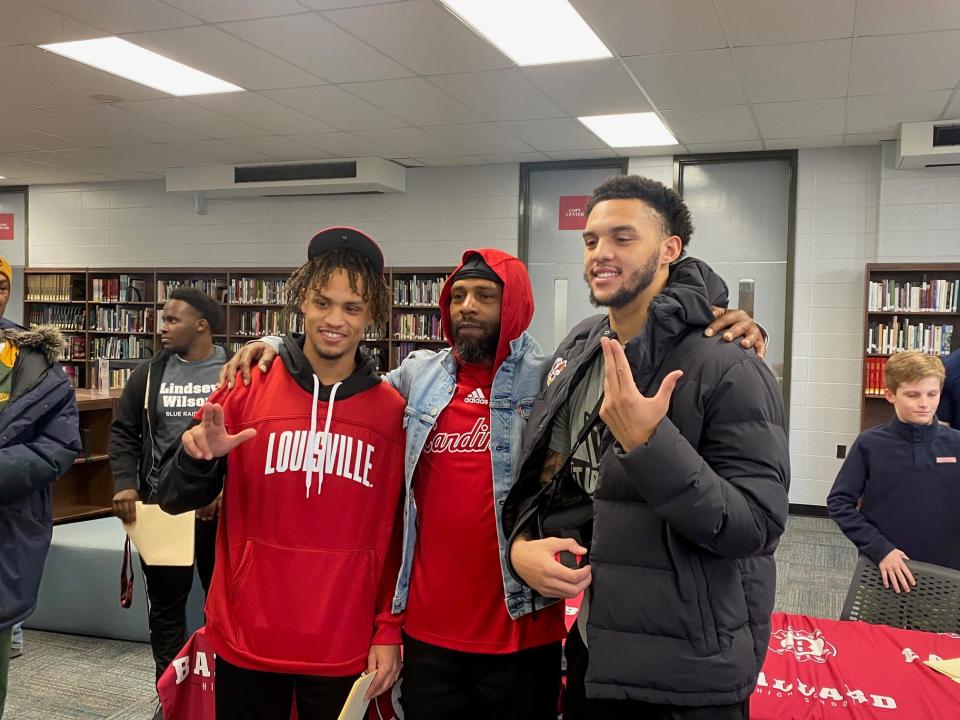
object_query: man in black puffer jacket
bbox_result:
[504,176,789,719]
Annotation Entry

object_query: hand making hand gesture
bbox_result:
[182,402,257,460]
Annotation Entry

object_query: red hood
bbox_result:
[440,248,534,372]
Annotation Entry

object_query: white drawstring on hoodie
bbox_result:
[305,375,342,498]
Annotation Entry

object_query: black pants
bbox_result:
[564,625,750,720]
[216,657,356,720]
[140,516,218,682]
[400,632,562,720]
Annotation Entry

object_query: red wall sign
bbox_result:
[558,195,589,231]
[0,213,13,240]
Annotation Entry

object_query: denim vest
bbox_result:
[385,331,554,619]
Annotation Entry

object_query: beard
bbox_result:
[453,319,500,364]
[585,250,659,308]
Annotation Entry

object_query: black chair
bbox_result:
[840,555,960,634]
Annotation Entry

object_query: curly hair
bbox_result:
[284,247,390,335]
[585,175,694,251]
[168,287,225,335]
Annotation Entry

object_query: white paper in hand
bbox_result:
[337,672,377,720]
[121,501,195,566]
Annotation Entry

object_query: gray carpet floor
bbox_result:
[5,515,859,719]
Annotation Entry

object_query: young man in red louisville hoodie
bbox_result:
[158,228,406,720]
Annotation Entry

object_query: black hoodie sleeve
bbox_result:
[109,361,151,495]
[156,419,226,515]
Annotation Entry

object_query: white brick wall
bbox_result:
[28,164,521,268]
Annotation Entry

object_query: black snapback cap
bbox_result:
[307,225,385,274]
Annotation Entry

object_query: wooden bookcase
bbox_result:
[53,389,120,524]
[24,266,453,387]
[861,262,960,430]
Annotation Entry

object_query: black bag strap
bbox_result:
[559,393,605,473]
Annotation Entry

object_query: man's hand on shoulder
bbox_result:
[219,341,279,389]
[705,307,766,359]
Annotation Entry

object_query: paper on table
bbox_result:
[337,672,377,720]
[122,502,195,566]
[924,657,960,685]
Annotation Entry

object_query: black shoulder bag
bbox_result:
[514,395,605,559]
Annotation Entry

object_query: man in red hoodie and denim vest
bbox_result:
[158,228,406,720]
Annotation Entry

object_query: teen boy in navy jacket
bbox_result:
[828,351,960,592]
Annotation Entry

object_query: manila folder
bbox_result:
[337,672,377,720]
[122,502,195,566]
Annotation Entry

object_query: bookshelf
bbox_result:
[24,266,453,387]
[861,263,960,430]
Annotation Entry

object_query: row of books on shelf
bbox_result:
[91,275,147,303]
[865,317,955,355]
[28,306,85,330]
[94,364,135,391]
[864,357,888,396]
[393,312,443,341]
[235,310,304,337]
[25,274,82,302]
[90,307,155,333]
[868,278,960,313]
[89,335,153,360]
[393,276,444,306]
[229,277,286,304]
[58,336,86,361]
[157,279,228,303]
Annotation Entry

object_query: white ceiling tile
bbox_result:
[683,140,765,153]
[660,105,759,143]
[423,124,533,155]
[50,104,206,144]
[716,0,855,46]
[856,0,960,36]
[221,13,413,83]
[1,45,163,110]
[416,156,487,167]
[263,86,407,131]
[735,39,850,102]
[0,123,86,151]
[617,144,679,157]
[496,119,605,152]
[845,133,894,146]
[298,0,404,8]
[0,137,40,153]
[850,31,960,95]
[161,0,305,23]
[0,0,103,44]
[188,93,336,135]
[764,136,844,150]
[546,149,620,160]
[162,139,275,164]
[116,98,271,138]
[624,49,743,110]
[479,152,551,163]
[943,93,960,118]
[571,0,727,55]
[291,132,393,157]
[352,127,467,157]
[428,70,564,121]
[523,59,652,116]
[753,98,846,138]
[125,25,322,91]
[222,136,335,160]
[846,91,951,134]
[324,0,511,75]
[343,78,482,125]
[31,0,201,33]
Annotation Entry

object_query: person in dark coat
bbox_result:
[504,177,790,720]
[0,255,81,717]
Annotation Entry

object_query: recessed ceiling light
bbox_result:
[439,0,611,66]
[578,113,679,147]
[39,37,244,96]
[0,176,6,180]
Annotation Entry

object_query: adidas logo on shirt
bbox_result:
[464,388,488,405]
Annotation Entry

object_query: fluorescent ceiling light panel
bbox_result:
[578,112,678,147]
[439,0,611,66]
[38,37,243,96]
